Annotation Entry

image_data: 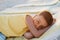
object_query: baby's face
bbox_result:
[33,15,48,29]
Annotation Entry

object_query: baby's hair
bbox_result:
[40,11,53,26]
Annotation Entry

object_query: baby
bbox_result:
[24,11,55,39]
[2,11,55,39]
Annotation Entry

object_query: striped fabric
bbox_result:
[6,36,28,40]
[0,32,6,40]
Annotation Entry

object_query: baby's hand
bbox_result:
[24,32,34,39]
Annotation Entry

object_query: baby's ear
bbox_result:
[49,18,56,27]
[52,18,56,24]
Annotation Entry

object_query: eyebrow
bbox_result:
[37,25,45,30]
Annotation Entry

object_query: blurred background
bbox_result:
[0,0,60,11]
[0,0,28,11]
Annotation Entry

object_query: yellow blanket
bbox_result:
[0,15,28,37]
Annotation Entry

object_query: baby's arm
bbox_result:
[26,15,50,38]
[24,26,50,39]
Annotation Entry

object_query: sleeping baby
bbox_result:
[0,11,56,40]
[24,11,56,39]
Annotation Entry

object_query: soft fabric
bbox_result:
[0,32,6,40]
[0,15,28,37]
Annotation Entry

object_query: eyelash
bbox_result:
[37,21,39,24]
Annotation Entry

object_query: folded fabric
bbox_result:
[0,15,28,37]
